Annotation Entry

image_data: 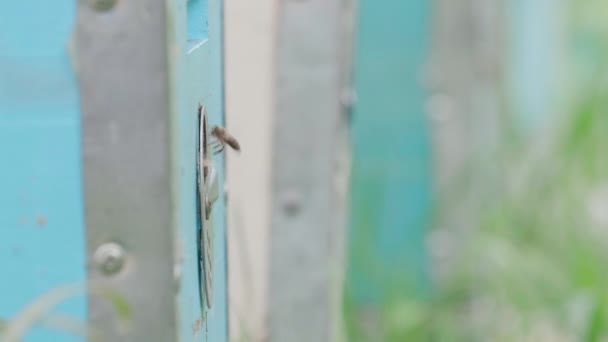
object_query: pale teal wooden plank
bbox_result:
[172,0,227,340]
[508,0,559,133]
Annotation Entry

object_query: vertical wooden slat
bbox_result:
[347,0,432,308]
[269,1,353,341]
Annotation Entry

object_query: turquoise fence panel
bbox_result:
[348,0,432,305]
[0,1,85,341]
[0,0,228,340]
[174,0,228,340]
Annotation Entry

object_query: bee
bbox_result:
[210,126,240,154]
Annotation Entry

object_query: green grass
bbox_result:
[345,3,608,341]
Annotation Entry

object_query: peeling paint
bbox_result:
[192,317,204,337]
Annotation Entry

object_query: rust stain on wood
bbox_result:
[37,216,47,227]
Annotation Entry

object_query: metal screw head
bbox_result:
[282,189,302,216]
[340,88,357,108]
[94,242,126,275]
[90,0,117,11]
[426,94,455,124]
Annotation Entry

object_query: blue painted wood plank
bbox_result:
[172,0,227,340]
[347,0,432,305]
[0,2,85,341]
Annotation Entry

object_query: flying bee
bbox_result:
[209,126,241,155]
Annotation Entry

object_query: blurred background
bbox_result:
[225,0,608,341]
[2,0,608,341]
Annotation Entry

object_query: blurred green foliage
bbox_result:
[345,2,608,341]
